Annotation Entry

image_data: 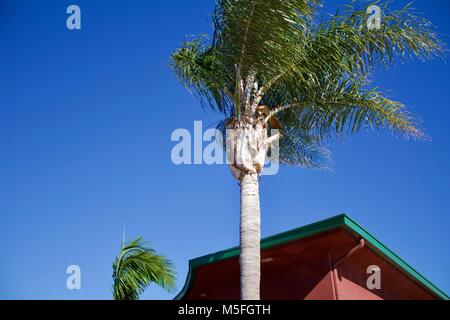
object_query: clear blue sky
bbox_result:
[0,0,449,300]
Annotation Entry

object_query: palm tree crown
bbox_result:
[170,0,445,300]
[112,237,176,300]
[171,0,444,168]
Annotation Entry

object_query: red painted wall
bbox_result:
[182,229,439,300]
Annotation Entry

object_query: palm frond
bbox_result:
[310,1,445,76]
[279,129,332,169]
[171,0,445,169]
[266,73,426,140]
[112,237,176,300]
[171,36,234,115]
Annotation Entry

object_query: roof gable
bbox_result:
[176,214,448,300]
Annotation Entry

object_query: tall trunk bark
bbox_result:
[239,172,261,300]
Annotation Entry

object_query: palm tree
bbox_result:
[171,0,444,300]
[112,237,176,300]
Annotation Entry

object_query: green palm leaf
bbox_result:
[171,0,445,168]
[112,237,176,300]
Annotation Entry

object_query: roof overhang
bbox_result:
[175,214,448,300]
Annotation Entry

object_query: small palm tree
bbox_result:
[171,0,444,300]
[112,237,176,300]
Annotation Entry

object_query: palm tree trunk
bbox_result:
[240,172,261,300]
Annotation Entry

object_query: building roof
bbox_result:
[175,214,448,300]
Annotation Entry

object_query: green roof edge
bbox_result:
[341,215,449,300]
[174,214,448,300]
